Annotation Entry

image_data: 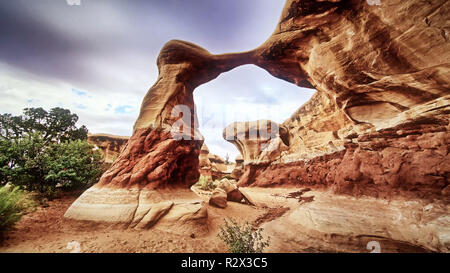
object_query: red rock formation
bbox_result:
[230,155,244,180]
[66,0,449,236]
[220,0,449,202]
[223,120,289,165]
[237,121,449,200]
[65,41,254,229]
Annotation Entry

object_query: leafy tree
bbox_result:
[0,133,104,196]
[0,107,88,144]
[0,108,104,197]
[0,133,48,192]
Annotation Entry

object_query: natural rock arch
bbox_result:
[65,0,449,232]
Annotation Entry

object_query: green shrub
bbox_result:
[218,218,270,253]
[194,175,217,191]
[0,133,104,197]
[0,186,36,235]
[44,139,104,190]
[0,107,100,198]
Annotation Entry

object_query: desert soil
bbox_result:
[0,187,432,253]
[0,187,290,253]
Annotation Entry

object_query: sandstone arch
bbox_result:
[65,0,449,233]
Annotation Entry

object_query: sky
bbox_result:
[0,0,315,160]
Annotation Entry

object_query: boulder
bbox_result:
[238,188,256,206]
[209,188,227,208]
[218,179,244,203]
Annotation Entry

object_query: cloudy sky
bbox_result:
[0,0,315,160]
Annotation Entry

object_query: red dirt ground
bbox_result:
[0,191,271,253]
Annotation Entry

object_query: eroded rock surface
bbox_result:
[245,187,449,252]
[65,186,208,234]
[223,120,290,165]
[220,0,450,201]
[65,41,254,229]
[66,0,449,245]
[230,155,245,180]
[209,188,227,208]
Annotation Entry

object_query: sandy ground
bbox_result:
[0,186,437,253]
[0,187,288,253]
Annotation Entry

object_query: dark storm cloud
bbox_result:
[0,1,92,85]
[0,0,276,90]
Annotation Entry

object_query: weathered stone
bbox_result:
[209,188,227,208]
[218,179,244,203]
[238,188,256,206]
[223,120,289,165]
[230,155,244,180]
[66,0,450,236]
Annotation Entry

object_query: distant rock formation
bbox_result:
[87,133,129,163]
[198,143,234,180]
[223,120,289,165]
[223,120,290,185]
[230,155,244,180]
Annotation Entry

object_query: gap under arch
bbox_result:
[194,64,316,162]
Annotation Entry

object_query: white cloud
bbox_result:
[195,65,315,159]
[0,63,138,136]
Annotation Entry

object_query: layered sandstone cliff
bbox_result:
[221,0,450,202]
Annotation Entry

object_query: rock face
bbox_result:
[218,179,244,203]
[67,0,449,242]
[224,0,449,201]
[65,187,208,234]
[87,133,129,163]
[249,188,449,253]
[243,123,449,200]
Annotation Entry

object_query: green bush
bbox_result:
[218,218,270,253]
[194,175,217,191]
[0,107,104,198]
[0,135,104,196]
[0,186,36,235]
[44,139,104,190]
